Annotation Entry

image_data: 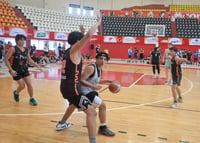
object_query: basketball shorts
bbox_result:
[60,81,101,111]
[128,54,132,59]
[11,67,30,80]
[165,60,171,69]
[172,73,182,86]
[139,54,144,59]
[152,60,160,65]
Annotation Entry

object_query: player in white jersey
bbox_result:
[162,43,173,85]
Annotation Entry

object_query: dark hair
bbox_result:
[0,41,3,44]
[15,34,26,44]
[68,31,84,45]
[169,47,178,53]
[96,52,110,61]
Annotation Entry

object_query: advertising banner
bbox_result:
[9,28,27,37]
[34,30,49,39]
[171,12,200,21]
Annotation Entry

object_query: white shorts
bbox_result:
[165,60,171,69]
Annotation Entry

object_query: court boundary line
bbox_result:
[0,76,193,116]
[128,74,145,88]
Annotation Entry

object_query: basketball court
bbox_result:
[0,62,200,143]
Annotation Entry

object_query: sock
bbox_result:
[89,136,96,143]
[100,123,107,127]
[60,116,67,124]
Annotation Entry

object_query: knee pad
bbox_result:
[92,96,102,108]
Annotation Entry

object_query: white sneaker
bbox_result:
[153,75,156,79]
[171,102,178,108]
[158,75,161,79]
[178,97,183,103]
[55,122,72,131]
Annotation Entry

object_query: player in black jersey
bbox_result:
[58,17,101,143]
[5,34,42,106]
[169,47,189,108]
[150,47,161,78]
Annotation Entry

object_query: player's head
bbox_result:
[154,47,158,51]
[169,47,178,56]
[95,52,110,67]
[168,42,173,48]
[68,31,84,46]
[0,41,3,45]
[15,34,26,46]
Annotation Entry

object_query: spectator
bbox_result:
[30,44,36,56]
[194,50,199,65]
[139,48,144,63]
[96,44,100,55]
[58,43,62,60]
[187,50,192,64]
[127,47,132,63]
[0,41,4,61]
[133,47,139,63]
[43,43,49,57]
[182,49,187,58]
[5,41,12,55]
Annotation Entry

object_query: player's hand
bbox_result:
[80,25,85,34]
[10,70,17,77]
[93,85,102,90]
[107,80,113,83]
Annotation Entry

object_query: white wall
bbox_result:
[7,0,200,12]
[8,0,45,8]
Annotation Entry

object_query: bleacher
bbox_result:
[16,4,98,34]
[170,5,200,12]
[176,18,200,38]
[102,16,172,37]
[0,0,27,28]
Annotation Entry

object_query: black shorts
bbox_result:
[128,55,132,59]
[60,80,98,111]
[152,60,160,65]
[172,74,182,86]
[194,58,198,62]
[12,68,30,80]
[134,54,138,59]
[139,54,144,59]
[44,51,48,56]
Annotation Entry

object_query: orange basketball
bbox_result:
[108,83,121,94]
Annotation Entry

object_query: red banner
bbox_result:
[171,12,200,21]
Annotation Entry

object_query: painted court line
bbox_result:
[0,77,193,116]
[128,74,145,88]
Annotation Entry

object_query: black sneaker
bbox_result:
[13,90,19,102]
[98,126,115,136]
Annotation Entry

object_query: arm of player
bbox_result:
[27,50,43,72]
[175,56,190,63]
[70,15,101,64]
[99,79,113,84]
[4,47,17,77]
[80,66,102,90]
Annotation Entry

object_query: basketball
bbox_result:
[108,83,121,93]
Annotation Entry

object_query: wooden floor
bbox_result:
[0,63,200,143]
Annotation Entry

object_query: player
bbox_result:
[162,43,173,85]
[169,47,189,108]
[150,47,161,78]
[56,52,115,136]
[4,34,42,106]
[58,17,101,143]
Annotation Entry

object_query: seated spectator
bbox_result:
[49,54,58,63]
